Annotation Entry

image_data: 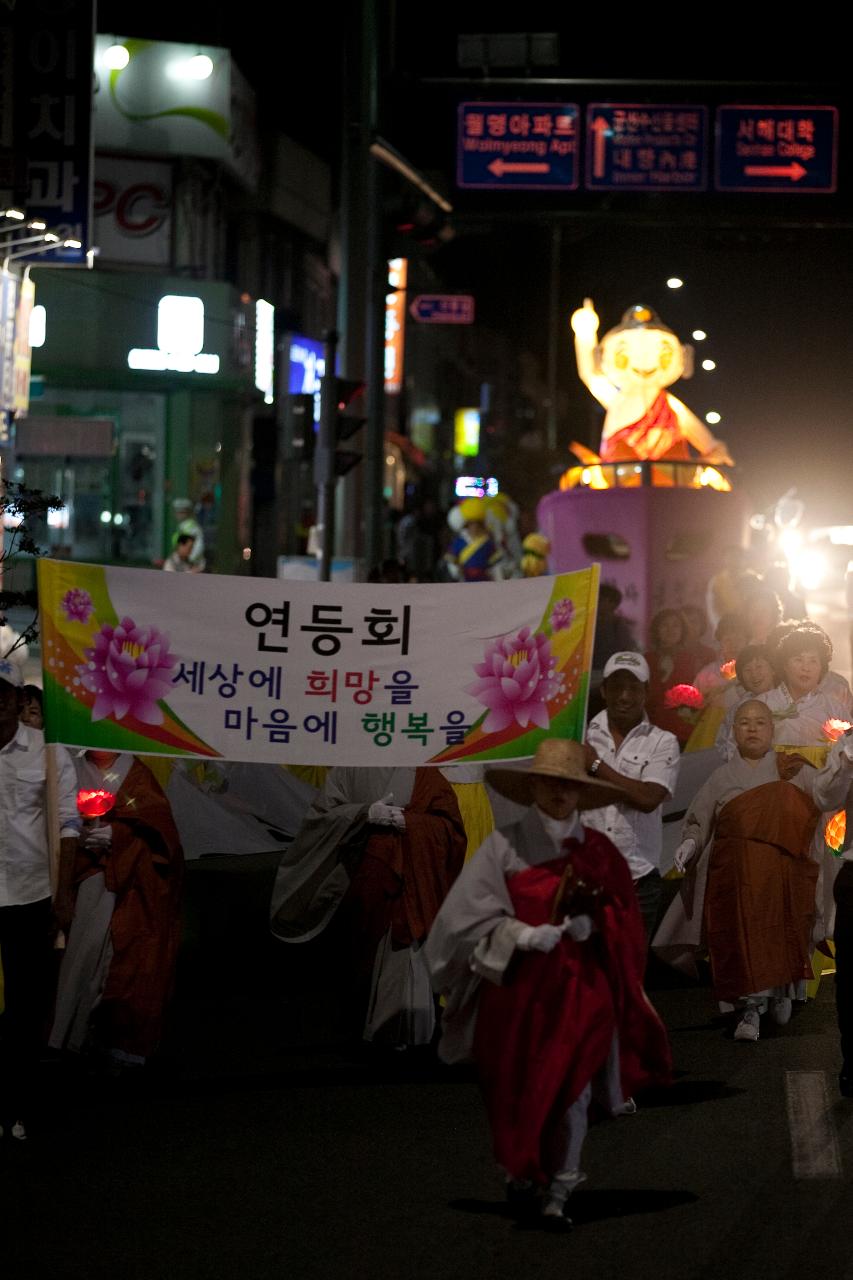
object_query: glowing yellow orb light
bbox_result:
[701,359,716,371]
[705,410,722,424]
[692,329,707,341]
[104,43,130,70]
[666,277,684,289]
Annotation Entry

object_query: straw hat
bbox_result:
[486,738,623,807]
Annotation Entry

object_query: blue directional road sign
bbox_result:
[585,104,707,191]
[457,103,579,190]
[715,105,838,192]
[409,294,475,325]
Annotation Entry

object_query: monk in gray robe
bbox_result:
[654,701,853,1042]
[270,766,466,1046]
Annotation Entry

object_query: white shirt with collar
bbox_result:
[0,724,80,907]
[583,712,680,878]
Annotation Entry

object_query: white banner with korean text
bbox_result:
[38,560,599,766]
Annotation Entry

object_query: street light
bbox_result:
[701,359,716,371]
[2,208,25,221]
[3,238,80,273]
[0,231,59,256]
[0,220,48,238]
[666,277,684,289]
[705,410,722,424]
[692,329,707,341]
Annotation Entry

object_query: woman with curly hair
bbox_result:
[644,608,699,746]
[763,623,852,742]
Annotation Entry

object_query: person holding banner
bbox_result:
[50,750,184,1072]
[424,739,671,1230]
[271,764,469,1046]
[0,658,80,1141]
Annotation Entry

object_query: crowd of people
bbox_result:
[2,539,852,1240]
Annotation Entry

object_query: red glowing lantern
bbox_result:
[663,683,704,711]
[76,788,116,819]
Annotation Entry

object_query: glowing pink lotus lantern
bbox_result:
[76,788,116,820]
[823,719,853,744]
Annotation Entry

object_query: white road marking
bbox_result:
[785,1071,843,1179]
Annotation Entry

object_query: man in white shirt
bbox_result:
[0,658,79,1139]
[582,652,681,939]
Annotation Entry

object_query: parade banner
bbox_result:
[38,560,599,766]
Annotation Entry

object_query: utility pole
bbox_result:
[316,329,339,582]
[361,0,386,573]
[545,224,562,452]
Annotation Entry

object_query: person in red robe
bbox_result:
[424,739,671,1230]
[50,751,184,1069]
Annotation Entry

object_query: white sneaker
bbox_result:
[612,1097,637,1116]
[770,996,793,1026]
[734,1009,760,1041]
[542,1170,586,1230]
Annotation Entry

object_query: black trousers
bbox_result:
[0,896,54,1118]
[833,861,853,1072]
[634,869,663,942]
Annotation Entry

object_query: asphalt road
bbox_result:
[3,593,851,1280]
[4,913,852,1280]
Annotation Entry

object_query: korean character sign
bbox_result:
[37,558,600,767]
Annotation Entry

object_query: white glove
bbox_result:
[82,823,112,851]
[674,838,697,873]
[563,914,594,942]
[367,794,406,829]
[517,923,564,953]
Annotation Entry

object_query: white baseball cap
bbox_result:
[602,651,650,683]
[0,657,24,688]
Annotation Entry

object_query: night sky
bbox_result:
[94,5,853,525]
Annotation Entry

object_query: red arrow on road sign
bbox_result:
[743,162,808,181]
[590,116,609,178]
[487,159,550,177]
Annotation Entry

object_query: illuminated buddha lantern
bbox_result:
[570,299,734,466]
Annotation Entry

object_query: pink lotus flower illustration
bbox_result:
[550,598,574,632]
[61,588,94,624]
[76,616,176,726]
[466,626,563,734]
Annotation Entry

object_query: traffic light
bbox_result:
[333,378,366,476]
[283,393,316,462]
